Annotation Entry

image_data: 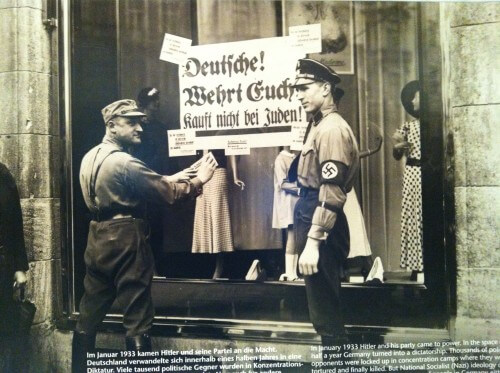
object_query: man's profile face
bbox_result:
[294,81,327,114]
[109,116,144,146]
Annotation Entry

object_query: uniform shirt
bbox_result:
[298,104,360,240]
[0,162,29,273]
[80,136,202,215]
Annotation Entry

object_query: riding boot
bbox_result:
[72,330,96,373]
[125,333,152,352]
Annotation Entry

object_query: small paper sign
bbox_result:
[168,129,196,157]
[159,33,192,65]
[289,24,322,54]
[225,139,250,155]
[190,151,219,169]
[290,122,308,151]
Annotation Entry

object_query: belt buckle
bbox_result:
[112,213,132,219]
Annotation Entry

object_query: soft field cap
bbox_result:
[101,99,146,124]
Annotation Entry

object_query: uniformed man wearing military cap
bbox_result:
[72,99,217,371]
[292,59,360,348]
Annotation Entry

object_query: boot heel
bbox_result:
[126,333,152,352]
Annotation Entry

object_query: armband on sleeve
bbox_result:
[320,160,348,185]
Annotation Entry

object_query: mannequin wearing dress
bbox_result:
[333,88,381,273]
[393,82,423,279]
[272,146,300,281]
[191,150,244,279]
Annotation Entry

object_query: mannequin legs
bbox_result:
[212,253,224,279]
[280,227,298,281]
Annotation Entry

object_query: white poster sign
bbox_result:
[290,121,309,151]
[225,139,251,155]
[159,33,192,65]
[168,129,196,157]
[174,36,305,155]
[289,23,322,54]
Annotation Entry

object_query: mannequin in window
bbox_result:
[333,88,382,279]
[392,80,423,280]
[191,150,245,279]
[135,87,167,174]
[272,146,300,281]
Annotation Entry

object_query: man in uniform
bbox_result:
[0,162,29,371]
[292,59,360,347]
[73,99,216,371]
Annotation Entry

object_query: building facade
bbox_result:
[0,1,498,371]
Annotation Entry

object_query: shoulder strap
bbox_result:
[88,146,122,211]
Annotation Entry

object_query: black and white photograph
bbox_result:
[0,0,498,372]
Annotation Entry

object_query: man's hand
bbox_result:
[166,168,197,183]
[13,271,27,301]
[14,271,27,287]
[298,238,321,276]
[197,157,217,184]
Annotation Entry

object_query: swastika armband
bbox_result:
[319,160,347,185]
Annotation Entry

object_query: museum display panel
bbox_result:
[61,0,451,335]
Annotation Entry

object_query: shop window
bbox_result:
[61,0,450,332]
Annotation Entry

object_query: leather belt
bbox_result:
[298,186,319,197]
[297,187,343,213]
[407,158,421,167]
[92,210,142,222]
[111,213,133,219]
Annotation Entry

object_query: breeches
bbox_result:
[294,192,349,336]
[76,218,154,337]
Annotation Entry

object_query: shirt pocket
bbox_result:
[299,142,316,181]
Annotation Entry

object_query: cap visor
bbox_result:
[292,77,317,87]
[119,110,147,117]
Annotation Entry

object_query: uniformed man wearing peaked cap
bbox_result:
[292,59,360,349]
[72,99,216,372]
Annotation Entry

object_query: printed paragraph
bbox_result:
[86,345,305,372]
[310,339,499,372]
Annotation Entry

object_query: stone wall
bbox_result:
[0,0,63,371]
[444,2,500,339]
